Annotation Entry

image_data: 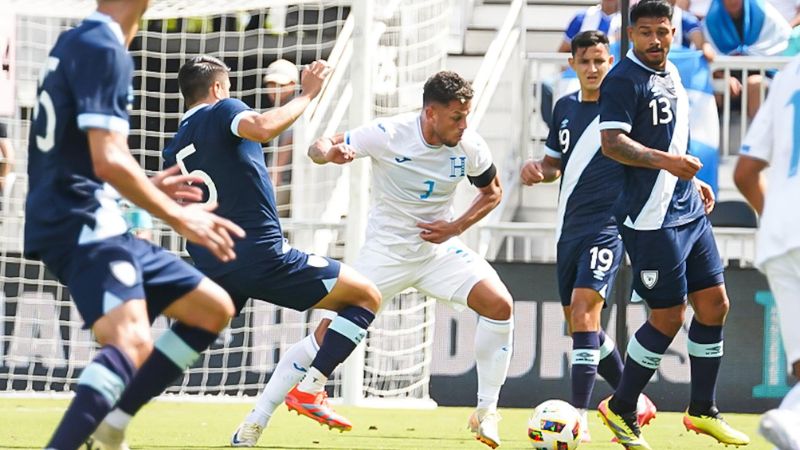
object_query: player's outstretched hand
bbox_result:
[666,154,702,180]
[326,143,356,164]
[417,220,460,244]
[151,165,204,203]
[520,160,546,185]
[174,202,246,262]
[301,60,332,99]
[694,178,716,214]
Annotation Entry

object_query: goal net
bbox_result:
[0,0,449,406]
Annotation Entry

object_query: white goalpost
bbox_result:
[0,0,450,407]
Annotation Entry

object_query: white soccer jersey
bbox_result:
[345,112,493,255]
[740,56,800,268]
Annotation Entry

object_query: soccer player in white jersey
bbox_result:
[232,71,514,449]
[595,0,749,448]
[521,30,656,443]
[735,56,800,450]
[24,1,244,449]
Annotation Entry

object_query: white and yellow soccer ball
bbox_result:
[527,399,582,450]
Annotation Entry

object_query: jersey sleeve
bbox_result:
[544,101,563,159]
[682,13,701,39]
[216,98,258,138]
[461,130,493,176]
[564,13,584,41]
[599,75,637,133]
[740,74,778,163]
[71,46,131,135]
[344,119,391,159]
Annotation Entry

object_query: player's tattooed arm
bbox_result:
[308,133,354,165]
[601,129,702,180]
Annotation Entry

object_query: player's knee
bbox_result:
[356,280,382,313]
[113,323,154,367]
[485,295,513,321]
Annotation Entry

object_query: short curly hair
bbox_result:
[422,71,474,106]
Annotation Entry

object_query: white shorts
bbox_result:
[352,237,501,311]
[763,248,800,368]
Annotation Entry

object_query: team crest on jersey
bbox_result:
[450,156,466,177]
[641,270,658,289]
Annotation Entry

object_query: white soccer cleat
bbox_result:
[468,408,501,449]
[230,421,264,447]
[759,409,800,450]
[85,422,130,450]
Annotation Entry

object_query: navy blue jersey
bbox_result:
[163,99,282,277]
[599,50,704,230]
[25,12,133,258]
[545,91,623,242]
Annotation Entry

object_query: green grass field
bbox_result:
[0,398,774,450]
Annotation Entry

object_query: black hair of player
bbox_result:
[422,71,474,106]
[571,30,610,56]
[629,0,673,24]
[178,55,231,105]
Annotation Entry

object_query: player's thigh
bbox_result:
[161,278,234,332]
[39,235,154,362]
[621,225,688,309]
[764,249,800,367]
[684,216,725,295]
[416,238,511,319]
[227,248,341,311]
[572,231,623,303]
[352,243,418,308]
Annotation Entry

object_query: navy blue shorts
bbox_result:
[621,215,724,309]
[556,230,624,306]
[214,244,341,313]
[40,233,204,328]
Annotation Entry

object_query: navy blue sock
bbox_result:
[611,322,673,414]
[687,318,723,415]
[597,330,624,389]
[571,331,600,409]
[311,306,375,376]
[116,322,217,416]
[47,345,134,450]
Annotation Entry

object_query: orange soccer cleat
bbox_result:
[285,386,353,432]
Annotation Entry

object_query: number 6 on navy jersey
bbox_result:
[176,144,218,205]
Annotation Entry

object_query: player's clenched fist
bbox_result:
[666,154,702,180]
[520,160,546,185]
[326,143,356,164]
[301,60,332,99]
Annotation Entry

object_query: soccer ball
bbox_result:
[527,399,581,450]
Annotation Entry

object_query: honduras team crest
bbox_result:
[641,270,658,289]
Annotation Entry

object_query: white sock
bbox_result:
[780,383,800,412]
[475,316,513,411]
[104,408,133,431]
[246,334,319,427]
[297,366,328,394]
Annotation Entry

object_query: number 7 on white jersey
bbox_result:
[175,144,218,205]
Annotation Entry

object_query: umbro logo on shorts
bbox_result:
[641,270,659,289]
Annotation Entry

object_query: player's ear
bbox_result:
[608,54,615,66]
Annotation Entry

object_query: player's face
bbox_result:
[429,99,471,147]
[629,16,675,70]
[569,44,613,92]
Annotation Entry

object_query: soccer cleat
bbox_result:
[230,421,264,447]
[683,408,750,446]
[597,397,652,449]
[84,422,130,450]
[285,386,353,432]
[468,408,502,449]
[637,394,657,427]
[759,409,800,450]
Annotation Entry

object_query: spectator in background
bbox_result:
[703,0,791,117]
[0,121,13,198]
[677,0,714,19]
[767,0,800,26]
[668,0,718,60]
[263,58,299,217]
[557,0,621,53]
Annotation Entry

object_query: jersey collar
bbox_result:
[85,11,125,46]
[626,49,668,75]
[181,103,210,122]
